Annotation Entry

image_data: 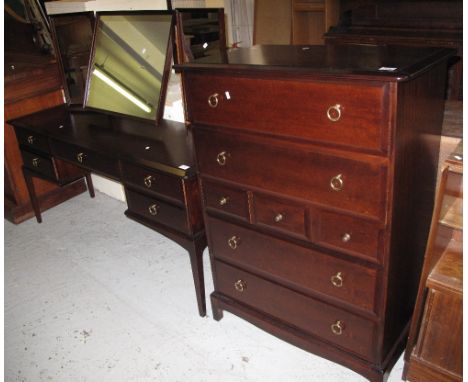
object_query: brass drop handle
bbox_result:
[234,279,247,292]
[331,272,343,288]
[274,213,284,223]
[148,204,159,216]
[144,175,153,188]
[327,104,342,122]
[342,233,351,243]
[330,173,344,191]
[228,235,240,250]
[331,320,344,335]
[27,135,35,144]
[219,196,229,206]
[216,151,228,166]
[208,93,219,108]
[76,152,86,164]
[32,158,40,167]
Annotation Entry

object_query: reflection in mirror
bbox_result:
[175,8,225,63]
[50,13,94,104]
[85,12,173,122]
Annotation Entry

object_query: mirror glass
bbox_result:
[85,12,173,121]
[50,13,94,104]
[175,9,225,63]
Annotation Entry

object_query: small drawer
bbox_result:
[184,73,389,153]
[21,150,56,179]
[203,180,249,220]
[253,193,306,238]
[207,216,378,313]
[15,127,50,154]
[314,210,381,262]
[121,162,184,203]
[125,189,190,234]
[51,140,119,179]
[214,260,377,361]
[195,127,388,220]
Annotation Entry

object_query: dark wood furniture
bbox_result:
[5,12,87,224]
[176,44,453,381]
[9,106,207,316]
[403,143,463,382]
[324,1,462,100]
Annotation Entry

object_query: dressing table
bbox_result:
[176,44,455,381]
[8,10,208,317]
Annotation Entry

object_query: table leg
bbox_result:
[22,168,42,223]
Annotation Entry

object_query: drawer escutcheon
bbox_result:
[208,93,219,108]
[228,235,240,250]
[234,279,246,292]
[216,151,229,166]
[331,320,344,335]
[148,204,159,216]
[330,173,344,191]
[331,272,343,288]
[327,104,342,122]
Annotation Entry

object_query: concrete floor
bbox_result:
[5,192,406,382]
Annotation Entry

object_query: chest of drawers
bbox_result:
[178,45,453,381]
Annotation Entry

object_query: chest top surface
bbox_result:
[175,44,454,81]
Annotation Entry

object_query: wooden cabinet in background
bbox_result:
[403,143,463,382]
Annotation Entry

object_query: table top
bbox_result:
[175,44,455,81]
[10,105,196,178]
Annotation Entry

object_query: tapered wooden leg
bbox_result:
[22,168,42,223]
[85,173,95,198]
[187,236,207,317]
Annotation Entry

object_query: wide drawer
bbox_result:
[121,162,184,203]
[125,189,190,234]
[208,216,378,313]
[21,150,56,179]
[202,180,249,220]
[195,128,388,220]
[184,72,389,153]
[16,127,50,154]
[51,139,119,179]
[214,260,377,361]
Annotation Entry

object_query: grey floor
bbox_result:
[5,192,405,382]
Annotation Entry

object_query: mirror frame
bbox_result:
[174,8,226,65]
[49,11,96,105]
[83,10,175,125]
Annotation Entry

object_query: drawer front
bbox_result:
[125,189,189,234]
[21,150,56,179]
[208,216,378,313]
[195,128,387,220]
[185,73,389,153]
[121,162,184,203]
[253,193,306,238]
[215,260,376,361]
[51,140,119,179]
[202,180,249,220]
[314,210,381,261]
[16,127,50,154]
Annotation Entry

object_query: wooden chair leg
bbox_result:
[85,173,95,198]
[22,168,42,223]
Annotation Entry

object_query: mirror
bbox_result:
[85,11,174,122]
[50,12,95,104]
[175,8,226,64]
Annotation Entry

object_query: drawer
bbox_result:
[314,210,381,262]
[202,180,249,220]
[51,140,119,179]
[184,73,389,153]
[253,193,306,238]
[15,127,50,154]
[121,162,184,203]
[21,150,56,179]
[208,216,378,313]
[125,189,190,234]
[214,260,377,361]
[195,128,388,220]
